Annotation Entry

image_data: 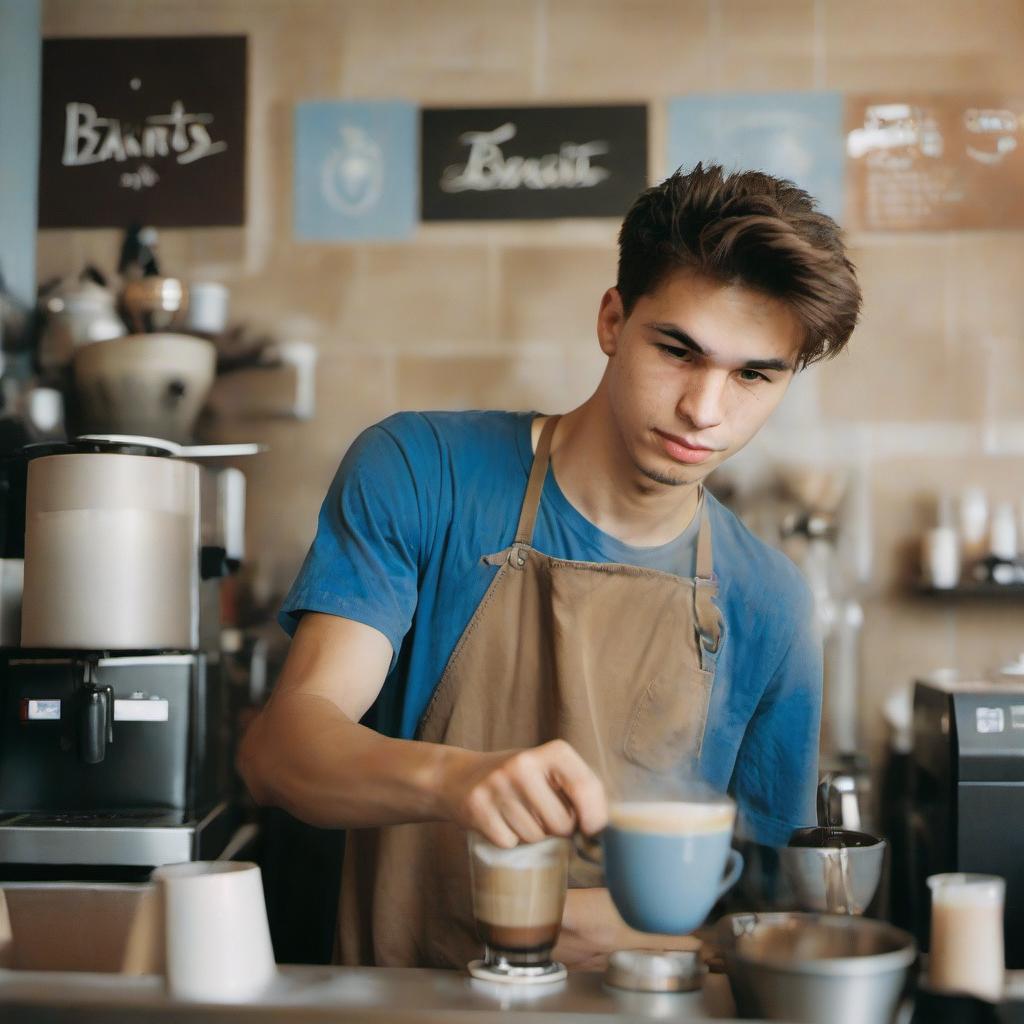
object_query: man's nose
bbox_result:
[677,370,726,430]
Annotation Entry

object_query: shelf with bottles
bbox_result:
[916,579,1024,600]
[918,489,1024,599]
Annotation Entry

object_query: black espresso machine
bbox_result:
[907,677,1024,967]
[0,436,256,880]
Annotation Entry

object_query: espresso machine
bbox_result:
[0,435,256,880]
[906,677,1024,967]
[0,453,25,647]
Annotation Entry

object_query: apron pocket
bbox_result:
[623,668,714,772]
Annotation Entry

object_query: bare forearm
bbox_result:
[555,889,701,972]
[237,610,607,844]
[238,691,475,829]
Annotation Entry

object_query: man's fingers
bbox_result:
[545,743,608,837]
[452,743,605,844]
[510,770,577,836]
[474,807,521,848]
[498,799,547,845]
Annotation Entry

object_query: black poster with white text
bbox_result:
[421,105,648,221]
[38,36,247,228]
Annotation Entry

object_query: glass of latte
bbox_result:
[467,832,571,982]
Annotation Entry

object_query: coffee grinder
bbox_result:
[907,676,1024,967]
[0,435,257,879]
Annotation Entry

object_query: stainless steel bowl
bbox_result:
[717,912,917,1023]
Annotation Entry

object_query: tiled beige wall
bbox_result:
[38,0,1024,761]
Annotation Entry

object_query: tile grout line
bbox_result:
[245,24,273,277]
[752,415,1024,459]
[813,0,827,90]
[707,0,723,93]
[533,0,548,99]
[485,239,502,344]
[941,231,956,361]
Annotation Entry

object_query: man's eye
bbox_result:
[738,369,769,383]
[656,344,693,361]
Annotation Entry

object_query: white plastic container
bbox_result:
[151,861,276,1003]
[927,873,1005,1002]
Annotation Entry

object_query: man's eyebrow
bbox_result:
[646,321,795,373]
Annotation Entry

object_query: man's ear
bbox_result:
[597,287,626,357]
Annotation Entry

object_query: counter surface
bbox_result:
[0,963,751,1022]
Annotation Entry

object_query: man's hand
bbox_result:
[239,615,608,843]
[441,739,607,847]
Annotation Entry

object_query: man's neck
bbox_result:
[537,400,703,548]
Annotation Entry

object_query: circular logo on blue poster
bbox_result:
[321,124,383,215]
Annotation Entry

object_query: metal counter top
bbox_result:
[0,963,752,1022]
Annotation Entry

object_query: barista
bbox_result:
[239,163,863,970]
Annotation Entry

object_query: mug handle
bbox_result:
[573,831,605,876]
[715,848,744,900]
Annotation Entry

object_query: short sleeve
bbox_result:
[732,579,823,846]
[278,421,425,665]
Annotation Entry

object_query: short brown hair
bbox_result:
[617,163,861,367]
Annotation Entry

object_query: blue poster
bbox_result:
[667,93,844,220]
[294,100,417,241]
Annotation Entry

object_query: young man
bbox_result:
[239,163,862,970]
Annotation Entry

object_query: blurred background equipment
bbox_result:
[906,675,1024,968]
[777,463,870,832]
[0,436,261,881]
[12,224,311,446]
[35,266,126,376]
[72,332,216,443]
[0,266,33,360]
[119,275,190,334]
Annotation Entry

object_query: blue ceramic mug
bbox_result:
[578,798,743,935]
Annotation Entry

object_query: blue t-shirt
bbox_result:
[280,410,822,845]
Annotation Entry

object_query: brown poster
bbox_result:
[39,36,247,228]
[845,96,1024,231]
[420,105,648,221]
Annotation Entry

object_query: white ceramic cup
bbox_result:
[922,527,960,589]
[152,861,276,1002]
[182,282,230,336]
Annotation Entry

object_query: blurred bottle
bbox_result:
[973,501,1022,585]
[117,223,161,279]
[922,493,959,589]
[922,529,960,589]
[958,487,988,580]
[990,501,1018,559]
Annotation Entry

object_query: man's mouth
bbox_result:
[653,429,721,465]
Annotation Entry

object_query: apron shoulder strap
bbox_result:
[693,494,721,655]
[514,415,559,546]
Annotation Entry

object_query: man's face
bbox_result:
[596,269,804,487]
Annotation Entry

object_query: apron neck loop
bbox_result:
[695,492,713,582]
[514,415,560,547]
[516,419,721,657]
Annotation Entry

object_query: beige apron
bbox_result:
[338,415,723,968]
